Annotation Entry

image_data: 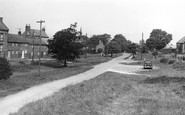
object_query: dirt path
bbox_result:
[0,53,143,115]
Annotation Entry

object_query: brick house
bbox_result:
[0,17,9,57]
[0,17,49,59]
[22,24,49,59]
[7,33,28,59]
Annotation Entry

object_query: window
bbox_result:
[12,51,14,54]
[0,33,3,41]
[0,45,3,51]
[16,51,18,54]
[12,43,14,46]
[25,50,27,54]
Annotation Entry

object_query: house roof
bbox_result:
[22,29,49,38]
[7,33,47,46]
[163,44,176,49]
[0,21,9,32]
[177,36,185,44]
[27,38,47,45]
[7,34,28,44]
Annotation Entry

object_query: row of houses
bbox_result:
[0,17,49,59]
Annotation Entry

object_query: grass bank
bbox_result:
[0,54,113,98]
[12,71,185,115]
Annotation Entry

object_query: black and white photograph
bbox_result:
[0,0,185,114]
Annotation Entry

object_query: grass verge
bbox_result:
[12,71,185,115]
[0,54,113,98]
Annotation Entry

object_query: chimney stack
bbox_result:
[18,31,21,35]
[0,17,3,22]
[42,27,45,32]
[25,24,31,32]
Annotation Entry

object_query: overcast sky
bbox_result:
[1,0,185,44]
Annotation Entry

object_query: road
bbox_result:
[0,53,144,115]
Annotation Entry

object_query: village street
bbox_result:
[0,53,145,115]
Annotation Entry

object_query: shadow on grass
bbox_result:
[143,75,185,84]
[120,61,143,65]
[31,61,64,68]
[12,64,35,72]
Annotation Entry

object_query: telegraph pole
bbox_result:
[37,20,45,76]
[141,33,144,60]
[32,29,35,62]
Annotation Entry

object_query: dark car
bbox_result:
[143,60,153,69]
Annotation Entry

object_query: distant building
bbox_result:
[161,44,176,54]
[7,33,28,59]
[95,40,104,53]
[177,36,185,53]
[0,17,49,59]
[22,24,49,59]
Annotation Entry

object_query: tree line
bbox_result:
[0,23,173,80]
[48,22,172,67]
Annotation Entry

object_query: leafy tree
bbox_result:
[80,35,89,58]
[152,50,158,59]
[146,29,172,50]
[104,41,121,57]
[139,39,148,53]
[48,22,83,67]
[111,34,127,52]
[111,34,133,52]
[87,33,111,52]
[127,43,137,58]
[81,35,89,44]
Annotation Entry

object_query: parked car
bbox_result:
[143,60,153,69]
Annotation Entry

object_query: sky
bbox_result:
[1,0,185,44]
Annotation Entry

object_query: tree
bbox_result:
[48,22,83,67]
[139,39,148,53]
[111,34,132,52]
[146,29,172,50]
[0,57,12,80]
[104,41,121,57]
[87,33,111,52]
[127,43,137,58]
[80,35,89,58]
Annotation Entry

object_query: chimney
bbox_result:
[0,17,3,22]
[18,31,21,35]
[25,24,31,32]
[42,27,45,32]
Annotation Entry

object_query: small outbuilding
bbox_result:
[177,36,185,53]
[161,44,176,54]
[95,40,104,53]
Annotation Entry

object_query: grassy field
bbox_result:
[11,52,185,115]
[12,71,185,115]
[0,53,113,98]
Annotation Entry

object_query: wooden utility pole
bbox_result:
[37,20,45,76]
[141,33,144,60]
[32,30,35,62]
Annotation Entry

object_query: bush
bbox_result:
[173,62,185,71]
[168,59,176,64]
[160,57,168,64]
[0,57,13,79]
